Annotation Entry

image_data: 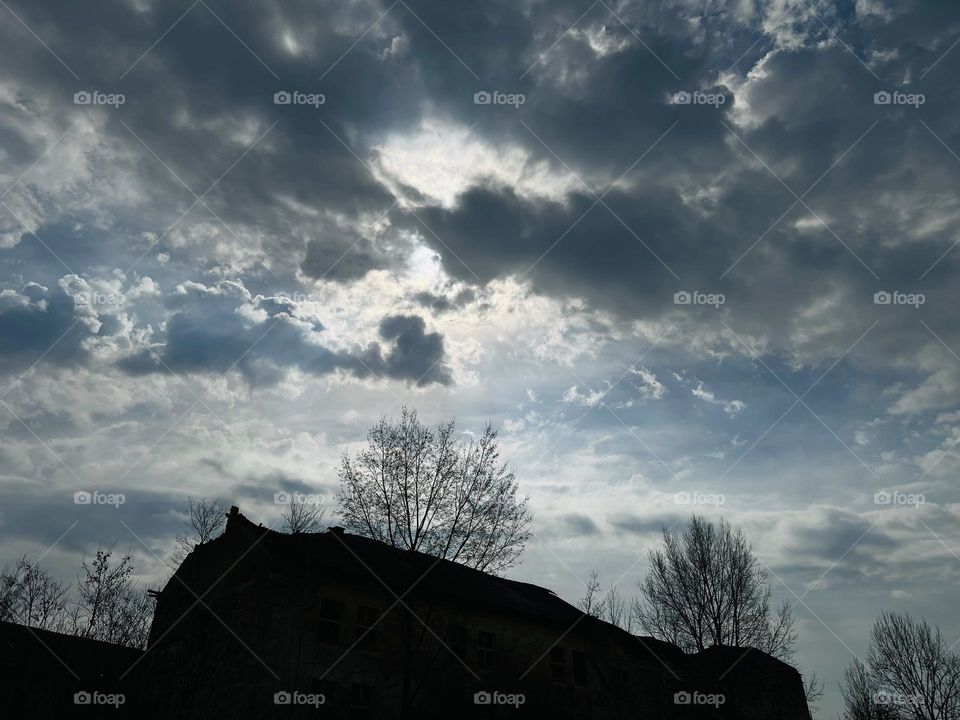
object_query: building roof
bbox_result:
[0,619,142,680]
[690,644,801,677]
[183,507,685,667]
[214,508,593,624]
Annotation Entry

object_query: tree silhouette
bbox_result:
[841,611,960,719]
[634,515,796,660]
[280,498,326,533]
[172,497,227,564]
[0,556,69,631]
[70,546,152,649]
[337,407,532,573]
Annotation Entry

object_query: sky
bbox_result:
[2,0,960,715]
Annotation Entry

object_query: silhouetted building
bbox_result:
[0,619,141,718]
[139,506,811,719]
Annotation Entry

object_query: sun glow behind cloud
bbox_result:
[373,118,583,208]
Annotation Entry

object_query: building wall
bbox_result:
[141,524,809,720]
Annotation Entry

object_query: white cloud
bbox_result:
[373,118,583,208]
[562,384,607,407]
[691,381,747,417]
[630,365,666,400]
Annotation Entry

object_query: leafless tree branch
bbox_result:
[337,407,532,574]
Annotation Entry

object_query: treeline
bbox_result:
[576,514,960,720]
[0,497,239,650]
[577,515,822,713]
[0,547,152,649]
[838,611,960,719]
[0,493,327,651]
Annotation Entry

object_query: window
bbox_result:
[477,630,495,670]
[355,606,381,650]
[449,624,468,661]
[317,598,344,645]
[350,683,376,720]
[572,649,587,686]
[310,678,337,706]
[551,646,566,681]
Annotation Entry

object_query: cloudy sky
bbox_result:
[2,0,960,714]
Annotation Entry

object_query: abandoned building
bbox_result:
[134,506,812,719]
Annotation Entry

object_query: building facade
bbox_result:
[141,507,811,719]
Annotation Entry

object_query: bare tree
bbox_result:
[576,571,634,631]
[0,566,14,621]
[280,499,326,534]
[0,556,69,631]
[337,407,532,574]
[802,667,824,715]
[840,658,900,720]
[603,584,633,632]
[71,546,152,649]
[172,497,227,564]
[634,515,796,660]
[839,611,960,720]
[577,570,603,618]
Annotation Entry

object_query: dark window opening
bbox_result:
[551,646,566,681]
[572,649,587,686]
[477,630,495,670]
[317,598,344,645]
[355,605,381,650]
[450,624,468,661]
[310,678,338,706]
[350,683,377,720]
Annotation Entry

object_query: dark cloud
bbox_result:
[232,471,336,503]
[116,282,450,387]
[609,513,682,536]
[557,512,600,538]
[0,0,408,283]
[301,235,392,282]
[785,509,898,563]
[411,288,475,313]
[0,479,186,554]
[0,283,89,372]
[2,0,959,379]
[378,314,451,386]
[396,182,741,314]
